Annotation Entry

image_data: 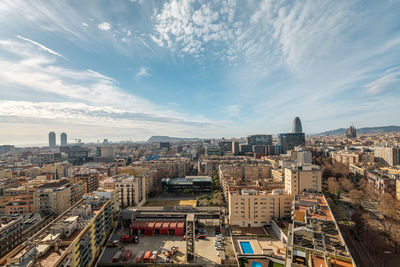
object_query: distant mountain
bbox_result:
[315,126,400,136]
[147,136,203,142]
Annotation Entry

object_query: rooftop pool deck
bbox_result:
[240,241,254,254]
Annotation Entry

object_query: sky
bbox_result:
[0,0,400,146]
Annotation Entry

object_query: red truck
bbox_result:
[112,250,122,262]
[135,251,144,263]
[123,250,132,261]
[143,251,152,263]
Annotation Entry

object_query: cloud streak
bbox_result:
[16,35,66,59]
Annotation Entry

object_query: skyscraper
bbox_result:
[49,132,56,147]
[61,132,67,146]
[292,116,303,133]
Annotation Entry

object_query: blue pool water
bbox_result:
[251,262,262,267]
[240,241,254,254]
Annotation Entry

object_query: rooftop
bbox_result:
[4,193,111,266]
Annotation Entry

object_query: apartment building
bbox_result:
[228,189,292,227]
[284,164,322,195]
[0,217,23,259]
[366,170,397,197]
[74,169,100,193]
[2,192,117,267]
[286,193,355,267]
[374,146,400,166]
[33,179,85,215]
[4,194,34,214]
[331,151,374,165]
[136,158,191,178]
[115,175,146,208]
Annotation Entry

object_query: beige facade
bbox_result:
[374,146,400,166]
[228,189,292,227]
[284,164,322,195]
[116,175,146,208]
[33,180,71,215]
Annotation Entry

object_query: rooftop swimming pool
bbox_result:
[240,241,254,254]
[251,261,262,267]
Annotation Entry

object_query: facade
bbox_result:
[33,179,84,216]
[332,151,375,165]
[60,146,89,165]
[247,135,273,146]
[292,117,303,133]
[0,217,23,259]
[374,146,400,166]
[228,189,292,227]
[33,179,72,215]
[366,170,397,196]
[161,176,212,193]
[252,145,267,154]
[28,152,62,166]
[284,164,322,195]
[97,146,114,158]
[288,149,312,164]
[115,175,146,208]
[231,141,239,155]
[60,132,67,146]
[397,179,400,201]
[205,146,222,156]
[48,131,56,147]
[159,142,170,150]
[4,194,34,214]
[278,133,306,153]
[239,144,252,153]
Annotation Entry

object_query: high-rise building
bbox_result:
[292,116,303,133]
[374,146,400,166]
[277,133,305,153]
[60,132,67,146]
[48,131,56,147]
[246,135,273,146]
[232,141,239,155]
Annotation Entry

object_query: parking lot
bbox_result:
[98,225,237,265]
[98,230,187,264]
[194,226,236,265]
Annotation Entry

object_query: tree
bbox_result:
[327,177,341,198]
[378,193,397,219]
[212,192,223,206]
[197,198,209,207]
[340,178,354,192]
[349,189,364,206]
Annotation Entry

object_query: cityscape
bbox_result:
[1,117,400,267]
[1,1,400,267]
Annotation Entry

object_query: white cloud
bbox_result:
[136,66,150,77]
[98,22,111,31]
[151,0,238,56]
[16,35,66,59]
[0,38,217,133]
[82,22,88,27]
[365,68,400,94]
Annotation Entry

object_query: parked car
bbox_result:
[197,234,206,239]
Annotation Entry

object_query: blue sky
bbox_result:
[0,0,400,145]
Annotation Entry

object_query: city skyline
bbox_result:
[1,0,400,145]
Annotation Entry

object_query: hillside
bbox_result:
[315,126,400,136]
[147,136,203,142]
